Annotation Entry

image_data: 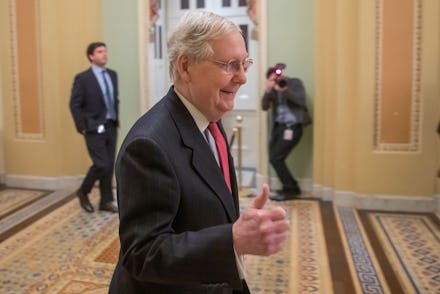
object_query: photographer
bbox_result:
[262,64,311,201]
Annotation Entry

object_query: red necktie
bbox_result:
[208,122,231,193]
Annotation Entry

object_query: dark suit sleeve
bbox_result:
[284,78,306,108]
[261,90,275,111]
[69,73,86,133]
[116,137,241,288]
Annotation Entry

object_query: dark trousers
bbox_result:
[233,280,250,294]
[80,121,117,204]
[269,123,303,193]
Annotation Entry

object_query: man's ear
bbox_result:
[176,55,191,82]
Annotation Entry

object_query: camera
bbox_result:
[273,63,287,88]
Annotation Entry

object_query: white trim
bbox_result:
[0,73,5,176]
[258,0,268,177]
[138,0,149,112]
[265,175,313,196]
[312,184,334,201]
[312,183,438,213]
[4,173,439,214]
[5,174,84,190]
[434,194,440,218]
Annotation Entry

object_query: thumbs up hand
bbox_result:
[232,184,289,256]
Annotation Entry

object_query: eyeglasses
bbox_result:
[209,58,254,74]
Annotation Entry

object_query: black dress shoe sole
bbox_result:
[272,189,302,196]
[80,205,94,213]
[79,200,94,213]
[269,194,299,201]
[99,203,118,213]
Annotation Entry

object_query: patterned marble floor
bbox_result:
[0,188,439,293]
[0,188,48,219]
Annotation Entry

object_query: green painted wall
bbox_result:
[103,0,141,147]
[267,0,314,178]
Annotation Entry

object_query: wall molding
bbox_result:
[374,0,423,152]
[0,173,5,185]
[263,176,313,194]
[312,184,439,213]
[9,0,45,140]
[2,173,438,214]
[4,174,83,191]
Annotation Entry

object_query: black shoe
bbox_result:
[270,188,302,201]
[269,193,298,201]
[286,188,302,196]
[99,202,118,213]
[274,187,301,194]
[77,190,94,213]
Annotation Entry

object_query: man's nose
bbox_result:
[233,67,247,84]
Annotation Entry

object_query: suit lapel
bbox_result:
[165,88,238,221]
[87,67,100,89]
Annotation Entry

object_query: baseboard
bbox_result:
[5,173,439,214]
[434,194,440,218]
[313,184,440,213]
[5,174,84,191]
[266,175,313,193]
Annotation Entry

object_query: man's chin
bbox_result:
[224,101,235,111]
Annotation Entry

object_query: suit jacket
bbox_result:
[261,77,311,126]
[70,67,119,133]
[109,87,247,294]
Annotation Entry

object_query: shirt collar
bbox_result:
[174,88,209,134]
[91,64,106,75]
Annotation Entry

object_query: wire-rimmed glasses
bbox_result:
[209,58,254,74]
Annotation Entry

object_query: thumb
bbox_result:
[251,184,269,209]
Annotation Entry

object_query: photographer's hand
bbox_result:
[265,76,276,93]
[274,84,288,92]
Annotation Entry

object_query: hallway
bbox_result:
[1,187,439,293]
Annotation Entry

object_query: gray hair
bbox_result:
[167,10,242,81]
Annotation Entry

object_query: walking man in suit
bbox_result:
[262,65,312,201]
[109,11,289,293]
[69,42,119,213]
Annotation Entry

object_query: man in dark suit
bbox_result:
[262,65,312,201]
[109,11,289,294]
[69,42,119,213]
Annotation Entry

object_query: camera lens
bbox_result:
[276,78,287,88]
